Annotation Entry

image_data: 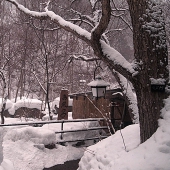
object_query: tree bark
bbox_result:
[127,0,169,142]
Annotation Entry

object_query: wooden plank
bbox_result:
[0,118,105,127]
[55,126,108,134]
[57,136,109,143]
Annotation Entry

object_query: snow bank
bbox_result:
[78,96,170,170]
[41,120,103,144]
[2,118,101,169]
[2,126,58,170]
[0,127,15,170]
[4,127,56,145]
[0,99,13,111]
[0,159,15,170]
[78,124,140,170]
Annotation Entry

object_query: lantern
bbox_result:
[88,76,110,98]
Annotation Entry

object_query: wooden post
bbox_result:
[0,128,3,164]
[61,122,64,139]
[58,89,68,120]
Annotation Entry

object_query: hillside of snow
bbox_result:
[78,96,170,170]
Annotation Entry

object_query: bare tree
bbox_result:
[4,0,169,143]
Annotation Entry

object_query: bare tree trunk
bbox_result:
[0,71,7,124]
[0,127,4,164]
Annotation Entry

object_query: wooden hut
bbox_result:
[69,88,133,130]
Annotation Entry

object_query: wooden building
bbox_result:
[69,88,133,130]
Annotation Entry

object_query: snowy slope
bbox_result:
[78,97,170,170]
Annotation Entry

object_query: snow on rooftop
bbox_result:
[14,98,44,111]
[0,97,44,116]
[87,76,110,87]
[150,78,166,85]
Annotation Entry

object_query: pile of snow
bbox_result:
[4,127,56,145]
[0,97,45,116]
[78,96,170,170]
[0,98,13,111]
[0,96,73,118]
[0,127,15,170]
[1,117,102,170]
[0,159,14,170]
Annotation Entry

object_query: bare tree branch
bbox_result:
[5,0,135,82]
[5,0,91,45]
[111,0,133,31]
[32,71,47,94]
[91,0,111,40]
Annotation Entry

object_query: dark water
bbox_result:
[43,159,80,170]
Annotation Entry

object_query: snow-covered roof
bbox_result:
[112,92,123,96]
[3,97,44,115]
[14,98,44,110]
[87,76,110,87]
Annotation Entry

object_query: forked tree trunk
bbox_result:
[127,0,169,142]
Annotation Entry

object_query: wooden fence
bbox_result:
[0,118,110,144]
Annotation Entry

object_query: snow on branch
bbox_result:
[29,18,61,31]
[6,0,47,17]
[113,71,139,123]
[5,0,91,44]
[32,71,47,94]
[101,41,135,75]
[5,0,135,79]
[68,55,100,63]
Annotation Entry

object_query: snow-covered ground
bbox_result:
[78,96,170,170]
[0,113,103,170]
[1,96,170,170]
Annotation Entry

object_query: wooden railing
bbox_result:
[0,118,110,144]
